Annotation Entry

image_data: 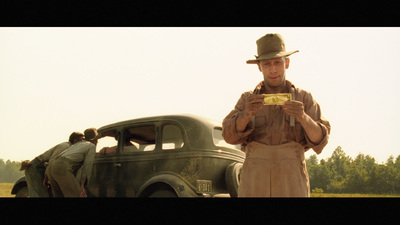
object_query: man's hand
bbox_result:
[282,100,305,120]
[80,179,87,198]
[19,160,31,171]
[80,189,87,198]
[245,94,264,117]
[235,94,264,133]
[283,100,324,144]
[42,174,51,191]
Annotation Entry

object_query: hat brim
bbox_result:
[246,50,299,64]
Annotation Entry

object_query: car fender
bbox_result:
[225,162,242,198]
[138,172,202,197]
[11,176,27,195]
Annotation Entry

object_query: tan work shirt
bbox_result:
[36,142,71,164]
[222,80,330,154]
[60,141,96,184]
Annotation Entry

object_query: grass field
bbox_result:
[1,183,399,198]
[0,183,14,197]
[310,193,400,197]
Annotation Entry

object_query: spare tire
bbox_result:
[225,162,242,198]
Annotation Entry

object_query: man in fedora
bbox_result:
[222,33,331,197]
[46,128,99,197]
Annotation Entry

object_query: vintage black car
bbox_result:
[12,114,244,197]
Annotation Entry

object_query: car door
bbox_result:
[114,122,159,197]
[86,129,120,197]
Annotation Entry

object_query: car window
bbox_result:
[162,124,184,150]
[96,130,119,155]
[123,125,156,153]
[213,127,240,150]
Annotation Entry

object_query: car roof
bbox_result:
[97,114,221,132]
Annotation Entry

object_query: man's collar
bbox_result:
[253,80,295,94]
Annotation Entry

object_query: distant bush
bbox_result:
[312,188,324,194]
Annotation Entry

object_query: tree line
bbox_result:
[0,159,24,183]
[2,146,400,194]
[306,146,400,194]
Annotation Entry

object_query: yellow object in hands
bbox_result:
[263,93,291,105]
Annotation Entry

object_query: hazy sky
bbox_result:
[1,27,399,163]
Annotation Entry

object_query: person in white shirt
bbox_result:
[46,128,99,197]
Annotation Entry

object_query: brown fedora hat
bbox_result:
[246,33,299,64]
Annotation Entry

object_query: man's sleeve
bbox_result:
[79,145,96,185]
[302,92,331,154]
[35,145,58,162]
[222,92,255,145]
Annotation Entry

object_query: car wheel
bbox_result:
[15,186,29,198]
[225,162,242,198]
[148,187,178,197]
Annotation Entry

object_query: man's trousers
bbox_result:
[47,157,82,197]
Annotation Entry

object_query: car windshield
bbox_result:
[212,127,240,150]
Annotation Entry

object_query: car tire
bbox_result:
[15,186,29,198]
[225,162,242,198]
[149,189,178,197]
